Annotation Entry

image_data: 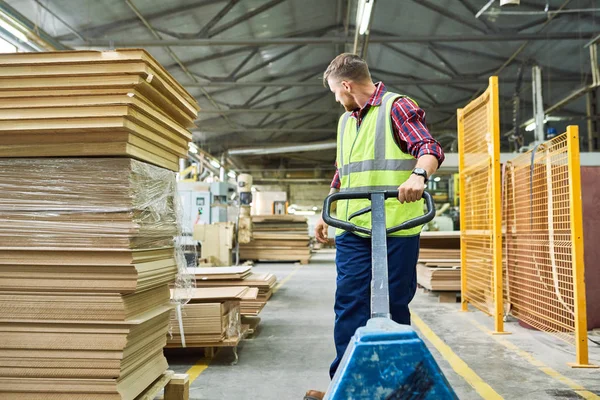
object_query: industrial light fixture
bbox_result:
[525,122,537,132]
[356,0,375,35]
[0,18,28,43]
[227,171,236,179]
[434,177,441,182]
[209,160,221,169]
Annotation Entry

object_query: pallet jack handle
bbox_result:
[322,190,435,319]
[322,190,435,235]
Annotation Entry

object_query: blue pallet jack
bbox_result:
[321,190,458,400]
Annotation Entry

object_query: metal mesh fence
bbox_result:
[503,127,591,366]
[457,76,505,332]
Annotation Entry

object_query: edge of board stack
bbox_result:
[0,49,200,171]
[166,267,277,351]
[240,215,311,264]
[417,231,461,299]
[0,49,198,400]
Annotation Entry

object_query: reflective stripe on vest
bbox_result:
[335,91,424,237]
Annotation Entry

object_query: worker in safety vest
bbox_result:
[306,53,444,400]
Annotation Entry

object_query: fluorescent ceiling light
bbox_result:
[227,171,236,179]
[0,18,28,43]
[356,0,375,35]
[209,160,221,169]
[525,122,536,132]
[434,177,441,182]
[188,143,198,154]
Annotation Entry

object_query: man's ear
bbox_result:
[341,80,351,92]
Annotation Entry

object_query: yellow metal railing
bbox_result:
[457,76,505,333]
[503,126,594,367]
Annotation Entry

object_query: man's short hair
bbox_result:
[323,53,371,88]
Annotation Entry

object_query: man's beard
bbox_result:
[342,101,359,112]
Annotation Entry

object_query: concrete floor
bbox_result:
[166,250,600,400]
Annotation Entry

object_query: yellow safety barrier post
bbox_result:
[457,109,468,313]
[566,126,596,368]
[457,77,506,334]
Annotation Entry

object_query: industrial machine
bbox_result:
[322,190,457,399]
[177,181,236,235]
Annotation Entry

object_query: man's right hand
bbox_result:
[315,216,329,244]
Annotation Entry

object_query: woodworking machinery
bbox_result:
[322,190,458,400]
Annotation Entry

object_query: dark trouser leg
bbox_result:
[387,235,420,325]
[329,233,420,379]
[329,232,371,379]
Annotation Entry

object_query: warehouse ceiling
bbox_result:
[4,0,599,174]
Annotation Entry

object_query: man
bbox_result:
[304,53,444,400]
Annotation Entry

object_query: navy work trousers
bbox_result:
[329,232,420,378]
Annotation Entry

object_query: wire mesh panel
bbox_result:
[503,127,592,366]
[457,76,505,333]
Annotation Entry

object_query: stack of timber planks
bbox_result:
[240,215,311,264]
[167,287,252,348]
[0,49,199,171]
[192,268,277,317]
[0,50,198,400]
[417,231,461,292]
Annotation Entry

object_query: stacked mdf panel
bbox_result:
[0,159,184,400]
[240,215,311,263]
[0,49,198,399]
[194,272,277,316]
[0,49,199,171]
[417,231,461,292]
[167,287,250,348]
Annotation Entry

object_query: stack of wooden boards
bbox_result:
[417,231,461,292]
[190,267,277,317]
[167,287,253,348]
[0,50,199,400]
[0,49,199,171]
[240,215,311,264]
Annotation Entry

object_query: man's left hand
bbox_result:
[398,174,426,203]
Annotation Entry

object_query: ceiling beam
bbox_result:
[197,0,240,38]
[56,0,226,40]
[411,0,490,34]
[427,44,460,76]
[235,45,305,80]
[382,42,454,77]
[430,43,582,79]
[228,48,259,79]
[180,75,584,88]
[164,25,337,70]
[207,0,286,38]
[167,45,254,70]
[456,0,498,32]
[65,32,594,47]
[124,0,238,130]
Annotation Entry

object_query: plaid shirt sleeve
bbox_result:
[391,97,445,167]
[331,167,341,189]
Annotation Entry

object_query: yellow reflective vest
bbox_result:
[335,91,424,237]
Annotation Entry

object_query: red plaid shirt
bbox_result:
[331,82,444,189]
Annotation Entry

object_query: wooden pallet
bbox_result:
[136,370,189,400]
[419,286,461,303]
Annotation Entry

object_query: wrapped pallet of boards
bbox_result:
[0,49,198,400]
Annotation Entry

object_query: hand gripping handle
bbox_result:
[322,190,435,235]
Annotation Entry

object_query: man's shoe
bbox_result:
[304,390,325,400]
